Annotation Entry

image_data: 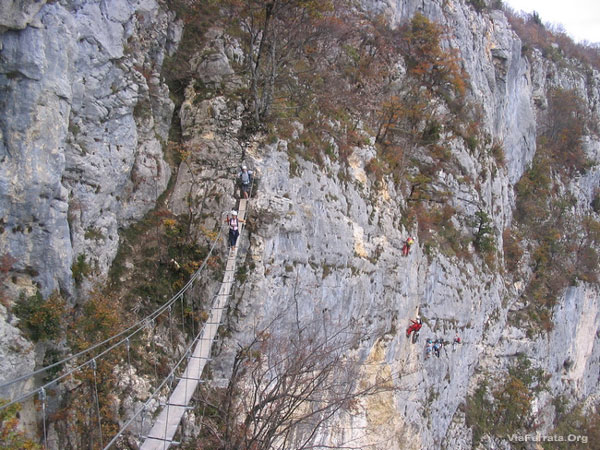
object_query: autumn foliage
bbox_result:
[512,87,598,332]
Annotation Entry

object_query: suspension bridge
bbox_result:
[0,196,250,449]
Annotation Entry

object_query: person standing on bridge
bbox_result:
[226,210,244,250]
[238,165,253,199]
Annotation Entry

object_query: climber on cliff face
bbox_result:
[406,316,422,338]
[402,236,414,256]
[425,338,433,359]
[452,334,461,351]
[433,338,443,357]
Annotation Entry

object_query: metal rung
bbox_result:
[177,376,205,382]
[141,435,181,445]
[161,402,194,409]
[188,355,212,361]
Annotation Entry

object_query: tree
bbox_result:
[541,88,589,174]
[372,13,468,181]
[221,0,340,128]
[472,210,495,254]
[0,401,40,450]
[401,13,466,98]
[195,323,394,449]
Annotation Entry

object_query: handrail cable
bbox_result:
[0,220,227,409]
[102,285,224,449]
[138,163,254,448]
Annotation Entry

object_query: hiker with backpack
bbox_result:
[238,165,253,199]
[226,210,245,250]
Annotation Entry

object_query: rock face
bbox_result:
[0,0,47,33]
[0,0,180,387]
[2,0,600,448]
[0,0,181,300]
[170,1,600,449]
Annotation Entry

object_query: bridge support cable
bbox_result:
[0,224,223,450]
[140,198,248,449]
[102,272,233,449]
[0,220,225,418]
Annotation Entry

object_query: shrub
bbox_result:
[0,400,40,449]
[492,375,532,436]
[71,253,92,286]
[472,210,496,254]
[465,381,494,446]
[69,290,124,351]
[502,228,523,273]
[13,291,65,342]
[466,356,546,444]
[547,403,600,449]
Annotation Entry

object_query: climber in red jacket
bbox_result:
[402,236,414,256]
[406,316,422,337]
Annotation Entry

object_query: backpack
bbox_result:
[241,170,251,184]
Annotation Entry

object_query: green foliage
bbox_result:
[490,143,506,167]
[465,381,494,446]
[71,253,92,286]
[13,291,65,342]
[0,400,40,449]
[466,357,547,446]
[467,0,487,12]
[403,203,470,259]
[84,227,104,241]
[591,189,600,214]
[404,14,467,97]
[69,290,125,351]
[109,207,217,313]
[492,375,532,436]
[509,353,548,393]
[472,210,496,254]
[236,261,254,284]
[511,88,598,333]
[62,290,124,444]
[547,403,600,449]
[421,120,441,145]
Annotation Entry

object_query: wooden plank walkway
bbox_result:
[141,199,247,449]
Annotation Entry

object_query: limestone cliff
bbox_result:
[1,0,600,448]
[0,0,180,394]
[169,1,600,448]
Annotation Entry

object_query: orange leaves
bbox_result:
[541,88,589,175]
[401,13,467,98]
[69,290,125,352]
[0,400,40,449]
[13,291,66,342]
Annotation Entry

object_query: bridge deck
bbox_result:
[141,199,247,449]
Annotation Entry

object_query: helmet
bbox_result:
[242,165,247,170]
[231,210,237,216]
[416,315,421,321]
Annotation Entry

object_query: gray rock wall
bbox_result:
[173,1,600,448]
[0,0,180,389]
[1,0,600,447]
[0,0,181,300]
